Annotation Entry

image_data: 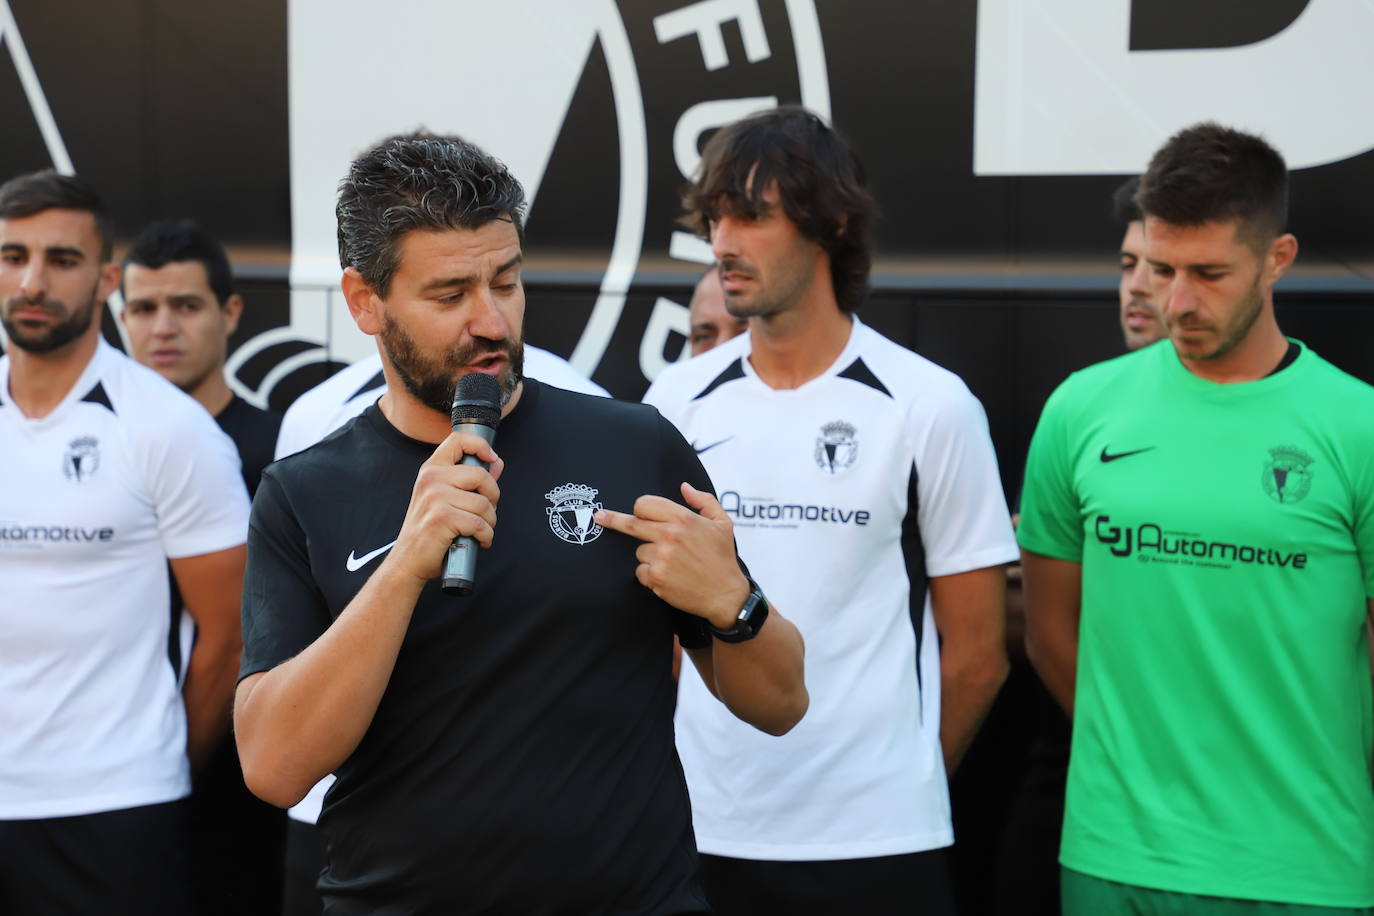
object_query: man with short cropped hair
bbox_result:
[123,219,281,495]
[0,171,248,914]
[645,106,1016,916]
[1111,176,1167,352]
[121,218,284,915]
[234,132,807,914]
[1020,122,1374,913]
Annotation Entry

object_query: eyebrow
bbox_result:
[1145,258,1232,270]
[0,243,87,260]
[418,254,523,294]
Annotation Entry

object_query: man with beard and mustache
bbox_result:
[269,298,608,916]
[644,107,1017,916]
[0,171,249,914]
[233,133,807,915]
[1020,123,1374,914]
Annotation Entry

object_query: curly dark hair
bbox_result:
[1136,122,1288,251]
[336,132,527,296]
[680,107,876,313]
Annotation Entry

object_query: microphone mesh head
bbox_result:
[450,372,502,429]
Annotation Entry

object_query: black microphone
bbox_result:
[441,372,502,595]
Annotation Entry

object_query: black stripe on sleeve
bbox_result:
[691,358,746,402]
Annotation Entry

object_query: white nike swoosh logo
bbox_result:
[346,540,397,572]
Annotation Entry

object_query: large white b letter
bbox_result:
[974,0,1374,174]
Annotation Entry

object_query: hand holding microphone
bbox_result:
[442,373,503,594]
[386,373,503,589]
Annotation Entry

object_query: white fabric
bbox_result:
[644,318,1017,860]
[276,343,606,823]
[0,341,249,818]
[275,345,610,461]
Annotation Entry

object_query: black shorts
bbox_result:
[0,799,192,916]
[698,848,956,916]
[283,817,326,916]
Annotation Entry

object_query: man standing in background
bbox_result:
[1021,122,1374,913]
[0,171,248,914]
[123,219,281,494]
[994,174,1170,916]
[122,218,284,915]
[687,265,746,357]
[646,107,1016,916]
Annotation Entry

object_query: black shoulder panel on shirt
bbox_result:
[837,358,892,398]
[691,358,746,401]
[81,382,116,414]
[350,370,386,401]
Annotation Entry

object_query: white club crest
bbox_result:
[815,420,858,475]
[545,482,604,546]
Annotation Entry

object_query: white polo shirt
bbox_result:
[0,340,249,819]
[645,318,1017,860]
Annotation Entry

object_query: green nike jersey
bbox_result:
[1018,340,1374,907]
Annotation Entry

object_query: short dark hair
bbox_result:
[122,219,234,304]
[337,132,527,297]
[0,169,115,261]
[681,106,876,313]
[1136,122,1288,249]
[1110,176,1141,225]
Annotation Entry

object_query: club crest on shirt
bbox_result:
[815,420,858,475]
[546,483,604,545]
[63,436,100,483]
[1261,445,1314,504]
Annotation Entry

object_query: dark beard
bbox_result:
[1,292,100,354]
[378,312,524,415]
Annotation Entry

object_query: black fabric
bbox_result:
[283,819,326,916]
[837,357,893,398]
[216,394,283,498]
[0,800,192,916]
[241,380,715,914]
[900,466,928,718]
[697,850,956,916]
[80,381,115,414]
[691,358,745,401]
[186,739,286,916]
[349,370,386,401]
[1265,340,1302,377]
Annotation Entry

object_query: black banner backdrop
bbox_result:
[1,0,1371,496]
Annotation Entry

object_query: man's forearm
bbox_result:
[704,608,808,736]
[235,559,425,807]
[182,631,240,774]
[1025,624,1077,714]
[939,647,1008,773]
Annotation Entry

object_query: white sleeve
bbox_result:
[274,395,329,460]
[911,386,1018,577]
[144,400,251,559]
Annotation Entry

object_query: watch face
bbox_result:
[713,584,767,643]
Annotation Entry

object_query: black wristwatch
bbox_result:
[711,578,770,643]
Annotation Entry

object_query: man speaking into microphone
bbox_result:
[233,133,807,915]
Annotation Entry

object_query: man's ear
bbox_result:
[98,261,122,306]
[1265,233,1299,286]
[222,293,245,338]
[342,267,383,336]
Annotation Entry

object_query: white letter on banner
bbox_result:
[654,0,771,71]
[974,0,1374,174]
[640,297,693,381]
